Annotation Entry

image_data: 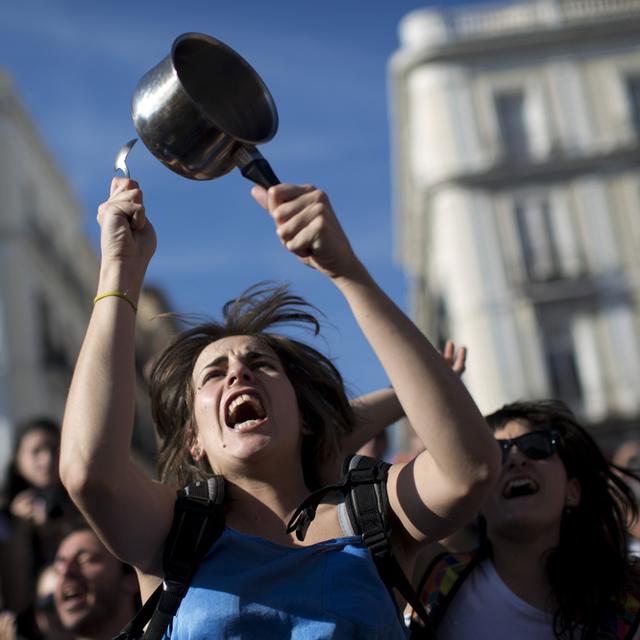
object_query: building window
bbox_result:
[434,295,449,354]
[545,332,583,411]
[538,312,584,412]
[627,76,640,138]
[514,196,561,282]
[38,294,70,372]
[495,91,530,160]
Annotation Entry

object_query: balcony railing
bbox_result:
[442,0,640,41]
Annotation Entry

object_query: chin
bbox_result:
[491,512,559,536]
[228,440,273,462]
[60,614,89,634]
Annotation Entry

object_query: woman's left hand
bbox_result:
[251,184,360,279]
[442,340,467,376]
[9,489,47,526]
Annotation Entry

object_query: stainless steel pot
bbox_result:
[131,32,280,187]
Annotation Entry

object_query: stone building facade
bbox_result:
[0,72,177,474]
[389,0,640,445]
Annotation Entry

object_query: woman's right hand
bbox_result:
[97,178,157,274]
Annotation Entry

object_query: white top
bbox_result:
[436,559,556,640]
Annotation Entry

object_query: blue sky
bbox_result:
[1,0,496,399]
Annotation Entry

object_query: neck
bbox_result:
[489,525,559,611]
[222,466,311,542]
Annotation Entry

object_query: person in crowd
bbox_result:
[613,441,640,475]
[0,561,74,640]
[51,527,138,640]
[2,418,78,576]
[33,563,73,640]
[0,509,32,617]
[3,419,67,527]
[613,439,640,556]
[60,177,500,638]
[412,399,640,640]
[0,419,78,616]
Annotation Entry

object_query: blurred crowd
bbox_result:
[2,372,640,639]
[0,418,138,640]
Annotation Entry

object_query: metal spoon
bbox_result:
[114,138,138,178]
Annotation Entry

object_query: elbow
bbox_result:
[59,456,106,507]
[460,443,501,506]
[59,458,89,503]
[472,458,500,501]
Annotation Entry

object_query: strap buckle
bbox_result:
[363,529,390,556]
[162,578,187,598]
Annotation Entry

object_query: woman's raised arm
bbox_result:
[60,178,174,574]
[252,183,500,545]
[344,341,468,456]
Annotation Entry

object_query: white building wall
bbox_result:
[0,73,98,473]
[0,72,175,475]
[391,0,640,436]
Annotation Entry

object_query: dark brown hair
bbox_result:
[148,284,355,490]
[484,400,640,639]
[2,417,61,503]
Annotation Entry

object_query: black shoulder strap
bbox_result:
[113,477,225,640]
[342,454,391,555]
[342,455,433,638]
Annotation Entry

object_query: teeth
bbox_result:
[234,419,261,432]
[503,478,539,499]
[226,393,265,428]
[63,588,82,600]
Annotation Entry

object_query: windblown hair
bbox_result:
[484,400,640,640]
[149,284,355,490]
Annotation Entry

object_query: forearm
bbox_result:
[60,262,142,496]
[333,263,498,490]
[344,388,403,454]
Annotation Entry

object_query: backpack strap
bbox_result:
[285,455,433,636]
[413,550,479,632]
[113,476,226,640]
[342,454,433,636]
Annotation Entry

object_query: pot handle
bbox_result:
[233,146,280,189]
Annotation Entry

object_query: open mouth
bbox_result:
[502,478,539,499]
[59,583,88,610]
[225,393,267,432]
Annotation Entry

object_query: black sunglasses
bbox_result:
[496,429,561,464]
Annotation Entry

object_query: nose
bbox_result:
[225,360,254,388]
[55,556,80,579]
[503,445,529,469]
[38,449,54,470]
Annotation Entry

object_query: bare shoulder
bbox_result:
[135,568,163,604]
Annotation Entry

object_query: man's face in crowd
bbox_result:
[53,529,134,637]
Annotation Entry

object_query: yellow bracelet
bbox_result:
[93,290,138,314]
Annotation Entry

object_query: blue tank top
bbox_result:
[164,526,407,639]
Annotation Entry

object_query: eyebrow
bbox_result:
[54,547,99,562]
[201,350,278,373]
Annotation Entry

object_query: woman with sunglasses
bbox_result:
[412,399,640,639]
